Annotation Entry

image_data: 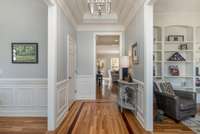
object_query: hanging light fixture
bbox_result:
[88,0,111,16]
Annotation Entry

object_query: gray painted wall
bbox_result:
[0,0,48,78]
[77,31,125,75]
[56,7,76,82]
[77,32,94,75]
[125,7,145,82]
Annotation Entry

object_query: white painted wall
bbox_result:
[0,0,48,78]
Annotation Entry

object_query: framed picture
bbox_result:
[167,35,184,42]
[131,43,139,64]
[179,43,188,50]
[12,43,38,64]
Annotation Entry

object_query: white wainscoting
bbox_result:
[0,79,47,117]
[76,75,95,100]
[56,79,69,127]
[132,79,145,128]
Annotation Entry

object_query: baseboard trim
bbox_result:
[0,109,47,117]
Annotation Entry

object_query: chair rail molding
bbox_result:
[0,79,47,117]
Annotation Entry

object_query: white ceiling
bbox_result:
[154,0,200,13]
[63,0,141,25]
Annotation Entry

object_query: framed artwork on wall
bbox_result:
[131,42,139,64]
[11,43,38,64]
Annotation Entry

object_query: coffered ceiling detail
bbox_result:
[62,0,143,26]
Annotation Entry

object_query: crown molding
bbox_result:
[83,13,118,24]
[56,0,78,28]
[77,24,125,32]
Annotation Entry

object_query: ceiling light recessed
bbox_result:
[115,39,119,42]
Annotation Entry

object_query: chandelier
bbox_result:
[88,0,112,16]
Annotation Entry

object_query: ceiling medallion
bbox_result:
[88,0,112,16]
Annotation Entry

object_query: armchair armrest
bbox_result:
[174,90,196,103]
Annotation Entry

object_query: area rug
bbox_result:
[182,115,200,134]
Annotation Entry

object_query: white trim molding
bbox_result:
[76,75,96,100]
[0,79,47,117]
[77,25,125,32]
[144,3,153,131]
[56,79,69,127]
[132,79,145,128]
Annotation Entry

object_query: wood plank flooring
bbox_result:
[0,117,47,134]
[154,117,194,134]
[56,100,149,134]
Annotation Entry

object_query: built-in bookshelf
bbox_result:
[153,26,163,79]
[153,25,200,92]
[195,27,200,93]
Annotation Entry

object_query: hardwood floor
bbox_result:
[0,117,47,134]
[56,100,149,134]
[154,117,194,134]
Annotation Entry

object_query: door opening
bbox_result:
[95,34,121,101]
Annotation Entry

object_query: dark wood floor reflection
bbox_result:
[96,82,118,101]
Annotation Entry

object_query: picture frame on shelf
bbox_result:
[167,35,184,42]
[11,43,38,64]
[179,43,188,50]
[131,42,139,64]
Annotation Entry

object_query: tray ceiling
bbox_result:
[63,0,141,25]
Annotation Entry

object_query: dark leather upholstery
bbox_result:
[154,90,197,121]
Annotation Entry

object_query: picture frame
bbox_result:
[167,35,184,42]
[12,43,38,64]
[131,42,139,64]
[179,43,188,50]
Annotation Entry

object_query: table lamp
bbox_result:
[120,56,129,80]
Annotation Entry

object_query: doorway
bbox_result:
[94,33,122,101]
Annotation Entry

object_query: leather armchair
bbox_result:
[154,90,197,121]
